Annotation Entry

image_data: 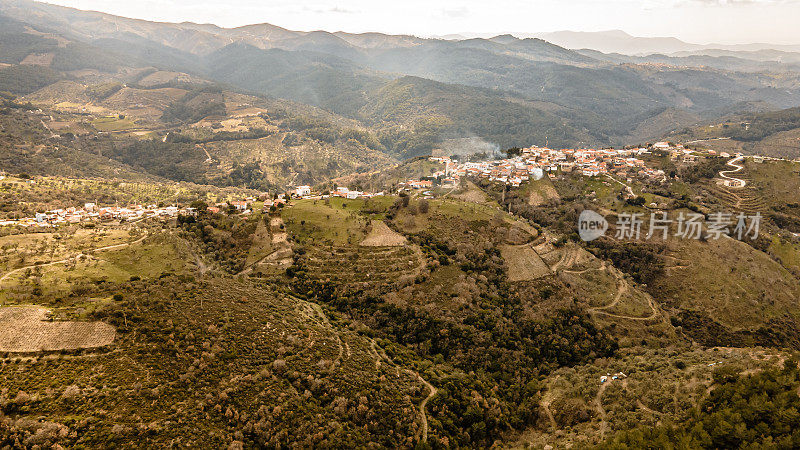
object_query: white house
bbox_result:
[295,185,311,197]
[582,167,600,177]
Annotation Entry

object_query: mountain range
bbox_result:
[441,29,800,56]
[2,0,800,160]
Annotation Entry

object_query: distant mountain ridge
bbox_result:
[534,30,699,55]
[3,0,800,154]
[0,0,427,56]
[439,29,800,56]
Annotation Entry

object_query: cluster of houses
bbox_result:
[0,194,275,228]
[0,203,189,228]
[426,145,668,187]
[292,185,385,200]
[398,179,437,190]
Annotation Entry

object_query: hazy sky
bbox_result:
[40,0,800,44]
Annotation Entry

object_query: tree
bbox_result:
[506,147,522,157]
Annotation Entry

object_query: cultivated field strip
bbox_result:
[0,305,115,352]
[302,245,423,287]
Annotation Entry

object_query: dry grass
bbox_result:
[137,70,204,88]
[20,52,54,66]
[452,189,488,204]
[650,237,800,330]
[451,181,496,206]
[360,220,407,247]
[500,244,551,281]
[526,178,561,206]
[0,305,115,352]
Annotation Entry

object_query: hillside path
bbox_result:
[369,339,437,444]
[0,232,148,283]
[587,266,660,321]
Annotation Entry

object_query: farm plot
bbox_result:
[0,305,115,352]
[303,245,423,290]
[501,244,552,281]
[360,220,407,247]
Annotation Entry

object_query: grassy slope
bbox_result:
[282,198,369,246]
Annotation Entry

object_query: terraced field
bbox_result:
[0,305,115,352]
[500,243,552,281]
[360,220,407,247]
[241,216,294,277]
[301,245,423,290]
[650,237,800,330]
[705,181,767,214]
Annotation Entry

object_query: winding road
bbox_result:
[719,155,747,188]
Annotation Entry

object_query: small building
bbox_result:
[441,177,458,187]
[720,178,744,188]
[409,180,433,189]
[295,185,311,197]
[582,167,600,177]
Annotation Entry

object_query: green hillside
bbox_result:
[668,106,800,159]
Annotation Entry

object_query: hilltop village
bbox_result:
[0,142,752,229]
[391,143,694,194]
[429,145,669,187]
[295,143,720,197]
[0,193,272,228]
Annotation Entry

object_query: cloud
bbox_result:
[302,5,358,14]
[679,0,784,5]
[328,6,356,13]
[439,7,469,18]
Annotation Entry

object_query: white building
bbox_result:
[295,185,311,197]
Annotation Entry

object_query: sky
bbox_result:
[39,0,800,45]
